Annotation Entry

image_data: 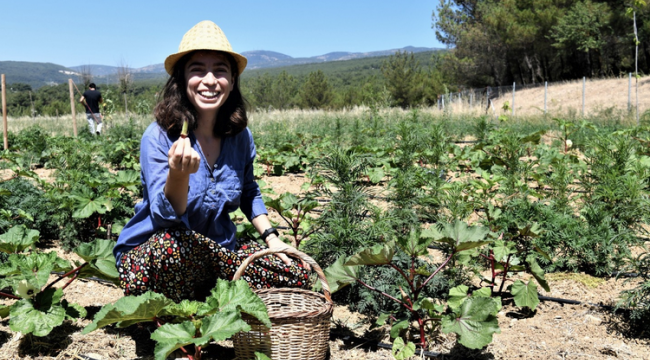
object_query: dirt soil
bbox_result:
[0,174,648,360]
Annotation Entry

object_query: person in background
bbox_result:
[79,82,103,135]
[113,20,310,302]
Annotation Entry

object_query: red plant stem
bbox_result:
[417,316,426,348]
[62,270,81,290]
[44,263,88,291]
[194,345,202,359]
[416,252,454,299]
[0,291,20,299]
[355,279,412,311]
[389,263,415,293]
[489,250,496,294]
[497,254,513,295]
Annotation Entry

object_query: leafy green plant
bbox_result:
[304,147,388,266]
[617,250,650,330]
[325,221,499,352]
[264,191,319,248]
[0,232,118,337]
[82,279,270,360]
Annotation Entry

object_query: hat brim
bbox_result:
[164,49,247,76]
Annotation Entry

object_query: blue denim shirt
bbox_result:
[113,122,268,263]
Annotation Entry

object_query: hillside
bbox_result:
[0,61,80,89]
[2,49,442,90]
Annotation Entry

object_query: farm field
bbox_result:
[0,106,649,360]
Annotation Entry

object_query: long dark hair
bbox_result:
[153,51,248,137]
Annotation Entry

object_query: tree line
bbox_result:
[3,51,457,117]
[434,0,650,87]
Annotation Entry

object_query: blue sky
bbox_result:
[1,1,442,69]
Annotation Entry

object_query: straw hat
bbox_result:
[164,20,247,76]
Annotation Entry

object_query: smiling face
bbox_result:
[184,51,235,117]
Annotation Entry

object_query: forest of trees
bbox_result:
[434,0,650,86]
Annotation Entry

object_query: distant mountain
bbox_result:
[69,46,440,73]
[0,61,81,89]
[2,46,440,89]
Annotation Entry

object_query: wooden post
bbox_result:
[2,74,7,150]
[69,79,77,137]
[582,76,586,117]
[628,73,632,113]
[512,82,515,117]
[544,81,548,115]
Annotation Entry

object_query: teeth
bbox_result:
[200,91,218,98]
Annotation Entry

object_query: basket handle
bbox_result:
[232,246,332,303]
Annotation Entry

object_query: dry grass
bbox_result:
[443,75,650,122]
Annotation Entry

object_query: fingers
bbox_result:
[301,259,312,272]
[168,138,200,174]
[276,253,293,266]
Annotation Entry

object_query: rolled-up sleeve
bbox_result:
[240,129,267,221]
[140,127,190,228]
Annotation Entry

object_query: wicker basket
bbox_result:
[232,246,333,360]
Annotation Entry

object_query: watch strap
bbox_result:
[260,227,279,242]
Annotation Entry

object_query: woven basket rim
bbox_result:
[254,288,333,319]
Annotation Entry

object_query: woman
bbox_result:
[113,20,309,302]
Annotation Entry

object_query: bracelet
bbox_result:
[260,227,279,242]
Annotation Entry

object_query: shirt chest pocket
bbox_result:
[216,167,244,204]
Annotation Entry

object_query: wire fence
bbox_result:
[437,74,650,121]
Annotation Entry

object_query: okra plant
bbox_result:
[325,221,501,356]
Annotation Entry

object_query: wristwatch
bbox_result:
[260,227,280,242]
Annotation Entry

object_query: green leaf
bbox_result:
[491,240,515,263]
[255,352,273,360]
[510,280,539,310]
[9,288,66,336]
[159,299,203,318]
[473,287,492,298]
[71,195,112,218]
[82,291,174,334]
[397,228,432,257]
[197,311,251,343]
[150,321,198,360]
[345,241,395,266]
[370,313,391,330]
[447,285,469,311]
[428,221,491,252]
[0,305,10,318]
[390,319,409,339]
[62,299,88,320]
[0,252,71,289]
[0,225,40,254]
[527,256,550,292]
[366,167,385,184]
[201,279,270,328]
[323,256,360,293]
[392,337,416,360]
[74,239,119,281]
[441,297,501,349]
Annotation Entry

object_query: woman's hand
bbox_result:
[168,137,200,176]
[265,236,312,271]
[165,137,200,215]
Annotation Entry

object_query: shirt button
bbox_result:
[210,178,215,182]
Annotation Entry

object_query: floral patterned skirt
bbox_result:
[118,227,310,302]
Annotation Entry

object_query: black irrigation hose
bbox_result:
[50,271,117,286]
[538,295,616,310]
